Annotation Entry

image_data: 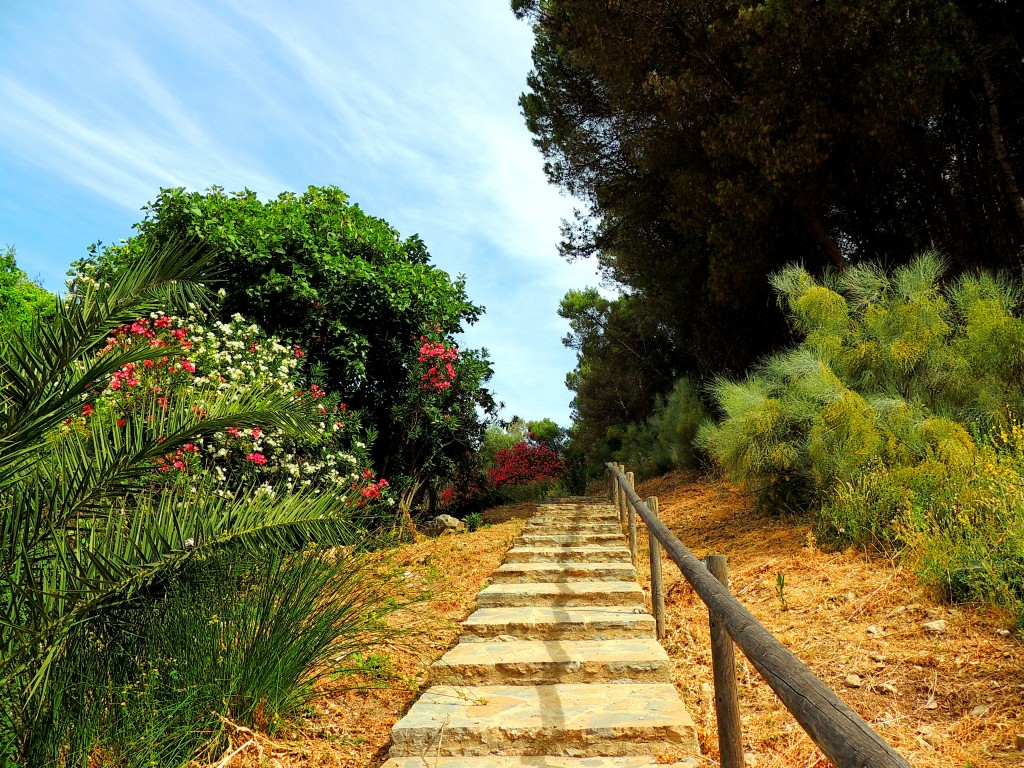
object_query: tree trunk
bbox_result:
[979,64,1024,233]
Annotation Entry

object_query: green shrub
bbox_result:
[463,512,485,532]
[699,253,1024,619]
[612,377,708,480]
[25,548,412,768]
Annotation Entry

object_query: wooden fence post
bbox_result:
[615,464,627,527]
[647,496,666,640]
[704,553,745,768]
[626,471,638,564]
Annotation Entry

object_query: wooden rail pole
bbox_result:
[616,464,627,527]
[647,496,666,640]
[626,471,638,564]
[605,462,912,768]
[704,554,745,768]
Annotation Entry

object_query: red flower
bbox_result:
[246,452,268,466]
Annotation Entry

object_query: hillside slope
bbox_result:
[632,471,1024,767]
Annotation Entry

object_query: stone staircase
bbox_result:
[381,499,699,768]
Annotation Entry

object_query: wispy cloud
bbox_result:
[0,1,601,423]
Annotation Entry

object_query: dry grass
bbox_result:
[630,470,1024,768]
[212,512,525,768]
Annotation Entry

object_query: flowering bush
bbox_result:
[70,307,390,503]
[488,441,565,488]
[416,329,458,392]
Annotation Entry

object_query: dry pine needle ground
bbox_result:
[633,471,1024,768]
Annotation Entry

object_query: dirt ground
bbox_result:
[632,471,1024,768]
[213,479,1024,768]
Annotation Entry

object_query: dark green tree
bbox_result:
[558,288,678,463]
[515,0,1024,377]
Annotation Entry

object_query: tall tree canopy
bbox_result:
[515,0,1024,456]
[93,186,496,484]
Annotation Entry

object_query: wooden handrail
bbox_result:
[605,462,913,768]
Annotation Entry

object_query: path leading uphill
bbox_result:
[381,497,700,768]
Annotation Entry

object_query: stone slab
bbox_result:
[462,607,656,641]
[505,547,632,564]
[478,581,644,609]
[389,683,697,757]
[516,534,625,547]
[524,522,622,534]
[492,562,636,584]
[432,638,671,685]
[382,757,698,768]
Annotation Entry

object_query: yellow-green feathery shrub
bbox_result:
[702,253,1024,620]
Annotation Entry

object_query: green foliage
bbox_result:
[27,548,412,767]
[87,186,496,487]
[558,289,679,468]
[696,253,1024,509]
[0,246,55,339]
[463,512,485,532]
[0,242,409,766]
[610,377,708,479]
[700,254,1024,619]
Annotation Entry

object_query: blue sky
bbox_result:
[0,1,603,425]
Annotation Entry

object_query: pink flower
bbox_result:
[180,358,196,373]
[246,452,268,466]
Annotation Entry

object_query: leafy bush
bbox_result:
[89,186,497,487]
[463,512,485,532]
[488,440,565,500]
[697,253,1013,510]
[698,252,1024,620]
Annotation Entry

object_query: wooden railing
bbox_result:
[605,462,914,768]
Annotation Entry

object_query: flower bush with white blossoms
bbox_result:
[75,302,391,504]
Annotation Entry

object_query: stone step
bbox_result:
[477,582,645,609]
[528,513,620,525]
[431,639,671,685]
[388,683,697,757]
[515,534,625,547]
[524,522,622,534]
[505,547,632,564]
[462,607,656,641]
[492,562,636,584]
[382,756,698,768]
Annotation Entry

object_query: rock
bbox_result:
[845,591,857,603]
[926,608,941,619]
[845,674,863,688]
[875,682,898,695]
[422,514,466,537]
[997,628,1011,637]
[868,651,886,662]
[866,625,883,636]
[922,619,947,634]
[924,695,938,709]
[700,682,714,696]
[971,704,991,717]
